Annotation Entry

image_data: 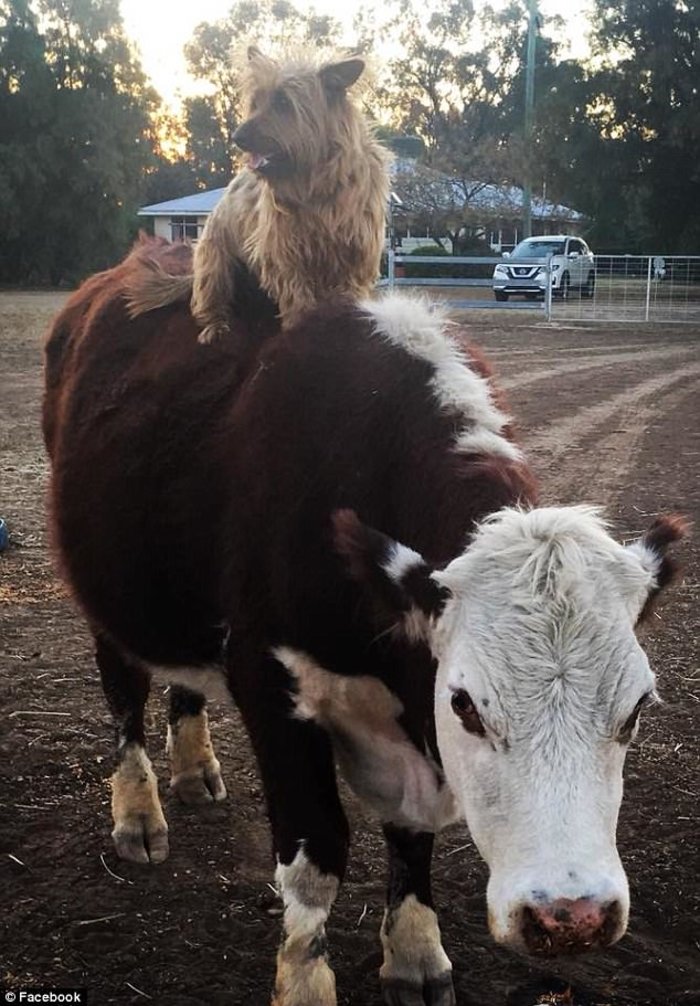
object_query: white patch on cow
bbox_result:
[146,663,231,704]
[383,540,424,584]
[382,542,434,642]
[274,847,338,1006]
[425,505,658,948]
[380,894,452,985]
[276,846,339,939]
[273,646,458,832]
[360,293,521,461]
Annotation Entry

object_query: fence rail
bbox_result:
[557,255,700,324]
[380,250,700,324]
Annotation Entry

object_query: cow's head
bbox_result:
[334,505,687,956]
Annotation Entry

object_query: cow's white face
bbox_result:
[334,505,685,956]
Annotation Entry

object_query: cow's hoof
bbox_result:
[112,818,169,864]
[171,761,227,805]
[381,974,456,1006]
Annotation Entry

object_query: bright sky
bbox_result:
[120,0,593,110]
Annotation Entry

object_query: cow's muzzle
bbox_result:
[520,896,624,955]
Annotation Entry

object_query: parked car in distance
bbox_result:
[492,235,595,302]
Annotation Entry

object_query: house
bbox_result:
[389,158,585,253]
[137,188,227,242]
[137,169,584,254]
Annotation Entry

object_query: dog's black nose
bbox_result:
[232,123,253,151]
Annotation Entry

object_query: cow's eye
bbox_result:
[618,691,654,743]
[451,689,485,736]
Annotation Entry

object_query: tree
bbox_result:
[358,0,564,244]
[0,0,159,284]
[586,0,700,250]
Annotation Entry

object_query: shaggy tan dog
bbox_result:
[127,47,391,343]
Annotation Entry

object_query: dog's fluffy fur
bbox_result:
[127,47,391,342]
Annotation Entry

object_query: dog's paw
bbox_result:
[198,322,231,345]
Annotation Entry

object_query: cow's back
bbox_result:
[43,241,276,665]
[45,258,533,671]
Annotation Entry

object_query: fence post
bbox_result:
[544,256,553,320]
[388,247,395,290]
[644,255,652,322]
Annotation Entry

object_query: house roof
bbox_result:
[391,157,584,222]
[137,188,227,216]
[137,167,583,222]
[139,186,404,216]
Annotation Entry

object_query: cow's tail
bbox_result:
[125,259,194,318]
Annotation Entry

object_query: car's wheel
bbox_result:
[582,271,596,298]
[494,291,509,302]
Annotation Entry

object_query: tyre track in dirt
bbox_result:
[498,344,697,393]
[519,361,700,505]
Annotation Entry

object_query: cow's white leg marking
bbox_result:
[272,847,339,1006]
[167,709,227,804]
[380,895,453,1000]
[111,743,169,864]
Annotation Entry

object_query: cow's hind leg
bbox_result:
[167,684,227,804]
[230,652,348,1006]
[380,825,455,1006]
[96,634,169,864]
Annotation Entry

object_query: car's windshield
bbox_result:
[511,239,566,258]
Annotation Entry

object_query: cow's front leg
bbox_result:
[380,825,455,1006]
[273,844,340,1006]
[229,652,349,1006]
[95,634,169,864]
[167,685,226,804]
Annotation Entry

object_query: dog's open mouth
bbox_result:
[244,149,291,177]
[247,152,272,172]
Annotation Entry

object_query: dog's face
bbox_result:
[232,48,365,185]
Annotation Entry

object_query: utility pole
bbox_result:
[522,0,538,238]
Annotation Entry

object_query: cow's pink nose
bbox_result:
[521,897,622,955]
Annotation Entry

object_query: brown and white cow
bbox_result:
[43,239,685,1006]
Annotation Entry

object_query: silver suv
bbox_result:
[492,235,595,301]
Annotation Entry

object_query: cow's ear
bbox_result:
[319,57,365,92]
[332,509,449,641]
[627,514,689,623]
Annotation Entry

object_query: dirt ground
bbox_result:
[0,290,698,1006]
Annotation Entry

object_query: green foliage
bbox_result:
[586,0,700,251]
[0,0,158,284]
[361,0,699,253]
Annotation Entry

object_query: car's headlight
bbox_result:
[494,265,507,276]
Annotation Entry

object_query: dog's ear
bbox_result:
[319,57,365,92]
[247,45,273,66]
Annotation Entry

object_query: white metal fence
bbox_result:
[556,255,700,324]
[381,250,554,314]
[382,251,700,324]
